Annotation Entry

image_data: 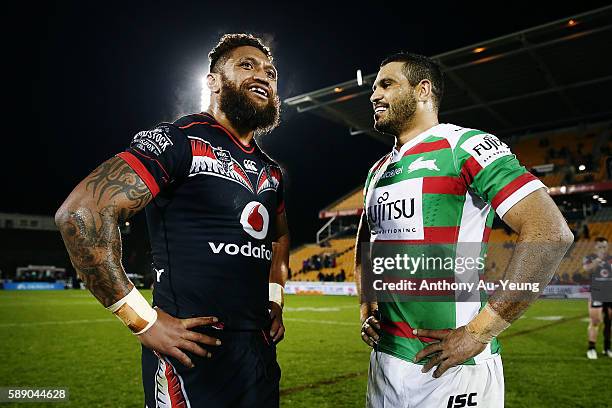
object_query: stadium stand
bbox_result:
[290,238,355,281]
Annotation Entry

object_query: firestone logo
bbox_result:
[240,201,269,240]
[208,241,272,261]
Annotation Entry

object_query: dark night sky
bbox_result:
[4,1,610,247]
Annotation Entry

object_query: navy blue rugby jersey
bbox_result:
[117,112,285,329]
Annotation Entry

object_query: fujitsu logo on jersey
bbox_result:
[461,133,512,168]
[367,191,415,223]
[188,136,255,193]
[470,135,508,156]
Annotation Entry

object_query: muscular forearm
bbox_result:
[488,224,573,323]
[56,205,132,306]
[270,234,290,284]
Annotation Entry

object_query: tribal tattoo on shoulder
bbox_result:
[86,157,152,221]
[57,156,152,306]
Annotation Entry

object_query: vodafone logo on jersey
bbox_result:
[240,201,269,240]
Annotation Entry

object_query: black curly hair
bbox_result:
[208,33,273,73]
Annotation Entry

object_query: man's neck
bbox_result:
[206,106,254,145]
[395,114,439,150]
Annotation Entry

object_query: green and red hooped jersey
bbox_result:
[363,123,546,365]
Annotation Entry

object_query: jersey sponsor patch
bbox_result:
[131,126,174,156]
[460,134,511,168]
[243,159,258,173]
[380,166,403,179]
[240,201,269,240]
[208,241,272,260]
[365,178,424,240]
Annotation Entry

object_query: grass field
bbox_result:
[0,291,611,407]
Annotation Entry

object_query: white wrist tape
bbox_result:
[269,283,284,309]
[106,287,158,335]
[465,303,511,344]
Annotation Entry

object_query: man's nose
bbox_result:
[252,69,270,84]
[370,90,382,104]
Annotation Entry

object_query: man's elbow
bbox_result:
[54,205,70,230]
[549,222,574,249]
[54,197,87,232]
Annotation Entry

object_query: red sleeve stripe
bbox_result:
[403,139,451,157]
[491,173,539,210]
[422,176,467,196]
[117,152,160,197]
[129,148,170,181]
[459,156,483,186]
[178,121,211,130]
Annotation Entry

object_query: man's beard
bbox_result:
[374,94,417,136]
[219,75,281,136]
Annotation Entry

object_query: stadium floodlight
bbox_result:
[357,69,363,86]
[125,222,130,227]
[578,164,586,171]
[559,186,567,194]
[201,73,211,111]
[593,195,599,199]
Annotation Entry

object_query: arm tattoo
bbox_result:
[57,156,152,306]
[86,157,151,221]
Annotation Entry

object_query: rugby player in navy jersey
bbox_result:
[56,33,289,407]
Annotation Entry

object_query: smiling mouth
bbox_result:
[374,106,388,119]
[374,106,388,113]
[248,85,269,99]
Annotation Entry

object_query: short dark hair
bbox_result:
[380,52,444,109]
[208,33,273,73]
[595,237,608,243]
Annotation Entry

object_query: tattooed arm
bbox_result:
[55,155,220,367]
[55,156,151,306]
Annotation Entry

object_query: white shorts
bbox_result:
[366,350,504,408]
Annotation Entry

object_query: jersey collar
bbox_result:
[198,112,256,154]
[390,123,445,163]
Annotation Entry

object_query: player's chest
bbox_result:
[366,152,459,209]
[183,137,280,210]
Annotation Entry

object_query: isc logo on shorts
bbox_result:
[447,392,477,407]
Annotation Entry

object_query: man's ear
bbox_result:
[416,79,432,103]
[207,72,221,93]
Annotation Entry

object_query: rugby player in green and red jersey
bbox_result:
[355,52,574,407]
